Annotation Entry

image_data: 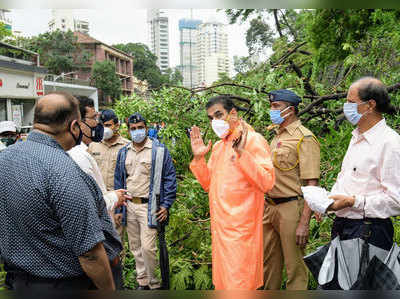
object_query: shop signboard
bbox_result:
[0,70,36,98]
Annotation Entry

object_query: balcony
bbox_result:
[45,73,91,86]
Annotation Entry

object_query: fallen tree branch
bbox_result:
[299,93,347,116]
[300,82,400,117]
[170,232,192,247]
[271,41,307,67]
[289,59,318,96]
[273,9,283,38]
[192,82,269,95]
[188,218,210,223]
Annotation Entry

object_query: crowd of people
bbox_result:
[0,76,399,291]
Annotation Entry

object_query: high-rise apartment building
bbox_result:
[178,19,202,88]
[147,9,169,73]
[48,9,89,34]
[196,20,231,87]
[0,9,12,32]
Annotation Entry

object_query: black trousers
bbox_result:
[111,260,124,290]
[5,272,95,290]
[331,217,394,251]
[5,260,124,290]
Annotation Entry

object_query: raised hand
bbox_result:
[190,125,212,160]
[232,120,248,156]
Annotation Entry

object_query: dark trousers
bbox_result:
[111,260,124,290]
[5,272,95,290]
[5,259,123,290]
[331,217,394,250]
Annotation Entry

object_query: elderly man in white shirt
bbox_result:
[325,77,400,251]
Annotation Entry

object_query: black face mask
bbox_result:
[69,122,83,146]
[0,137,17,147]
[82,121,104,143]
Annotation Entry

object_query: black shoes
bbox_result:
[136,285,150,290]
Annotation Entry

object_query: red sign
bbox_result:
[0,79,2,87]
[36,78,43,96]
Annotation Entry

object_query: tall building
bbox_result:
[196,20,231,87]
[0,9,12,32]
[178,19,202,88]
[147,9,169,73]
[48,9,89,34]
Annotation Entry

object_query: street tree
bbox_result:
[21,29,91,75]
[91,60,122,103]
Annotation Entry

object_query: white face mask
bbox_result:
[212,119,230,138]
[103,127,114,140]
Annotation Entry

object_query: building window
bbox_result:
[0,100,6,122]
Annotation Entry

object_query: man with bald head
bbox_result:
[0,92,121,290]
[325,77,400,254]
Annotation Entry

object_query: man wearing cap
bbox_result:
[263,89,320,290]
[0,121,19,151]
[114,112,176,290]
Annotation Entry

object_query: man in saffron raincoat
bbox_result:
[189,96,275,290]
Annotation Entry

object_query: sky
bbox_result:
[8,9,250,68]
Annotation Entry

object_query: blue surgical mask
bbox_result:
[343,102,368,125]
[130,129,146,143]
[269,106,292,124]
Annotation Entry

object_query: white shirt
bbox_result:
[68,143,118,213]
[332,119,400,219]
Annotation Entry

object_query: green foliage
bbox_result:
[0,21,12,40]
[110,9,400,290]
[246,18,274,55]
[3,9,400,291]
[21,30,91,75]
[163,68,184,86]
[91,60,122,101]
[113,43,163,88]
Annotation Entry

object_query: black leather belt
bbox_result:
[129,197,148,204]
[265,196,299,205]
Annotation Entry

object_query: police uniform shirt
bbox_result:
[88,136,130,191]
[268,120,320,198]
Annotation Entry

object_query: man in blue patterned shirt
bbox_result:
[0,92,122,290]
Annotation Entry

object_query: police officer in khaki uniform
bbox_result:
[114,113,176,290]
[263,90,320,290]
[88,109,129,192]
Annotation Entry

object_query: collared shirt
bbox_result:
[268,120,320,198]
[68,143,118,213]
[332,119,400,219]
[125,138,152,198]
[88,136,129,191]
[0,131,121,279]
